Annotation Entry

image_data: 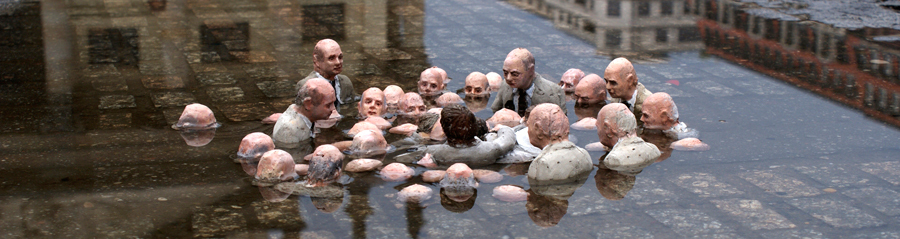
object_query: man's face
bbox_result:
[309,90,336,121]
[574,84,605,106]
[314,43,343,77]
[401,96,427,117]
[465,77,489,96]
[359,91,385,117]
[418,74,444,96]
[604,68,634,99]
[640,103,668,130]
[503,57,534,90]
[559,74,579,92]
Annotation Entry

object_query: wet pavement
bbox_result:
[2,0,900,238]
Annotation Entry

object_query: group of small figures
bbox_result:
[171,39,710,209]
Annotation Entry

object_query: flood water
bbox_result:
[2,0,900,238]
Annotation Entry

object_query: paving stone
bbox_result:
[256,81,296,98]
[91,78,128,92]
[711,198,796,230]
[365,48,412,61]
[624,179,678,206]
[649,65,702,79]
[98,95,136,109]
[787,197,883,229]
[850,231,900,239]
[636,72,662,84]
[474,195,526,217]
[646,83,692,97]
[739,170,821,197]
[700,66,753,79]
[191,206,246,238]
[83,64,121,77]
[842,187,900,216]
[206,87,245,103]
[243,65,289,79]
[190,64,228,73]
[251,200,303,228]
[859,161,900,185]
[162,108,184,126]
[565,191,622,216]
[97,113,132,128]
[758,229,827,239]
[423,212,492,239]
[645,209,734,236]
[269,98,294,112]
[685,80,743,97]
[794,165,872,188]
[217,102,272,122]
[196,72,237,86]
[242,51,276,63]
[141,75,185,89]
[139,62,177,75]
[672,172,744,197]
[151,92,196,108]
[595,225,656,239]
[732,79,788,95]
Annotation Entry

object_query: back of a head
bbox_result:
[608,57,636,84]
[647,92,679,121]
[508,48,535,69]
[577,74,605,95]
[599,103,637,134]
[441,104,478,145]
[529,103,569,140]
[295,78,331,106]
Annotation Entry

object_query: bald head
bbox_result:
[596,103,637,148]
[436,92,464,107]
[359,87,386,117]
[559,68,585,93]
[641,92,679,130]
[526,103,569,149]
[431,66,449,84]
[604,58,638,100]
[574,74,607,106]
[313,39,343,79]
[485,72,503,91]
[350,129,388,155]
[295,78,336,122]
[503,48,536,90]
[465,72,489,96]
[419,68,445,96]
[399,92,427,116]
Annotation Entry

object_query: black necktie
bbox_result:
[330,79,340,110]
[517,90,528,116]
[623,101,632,111]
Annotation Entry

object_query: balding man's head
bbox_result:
[526,103,569,149]
[596,103,636,148]
[641,92,679,130]
[559,68,585,93]
[574,74,607,106]
[419,67,446,96]
[399,92,427,116]
[359,87,386,117]
[503,48,536,90]
[604,58,638,100]
[312,39,343,79]
[295,78,336,121]
[465,72,489,96]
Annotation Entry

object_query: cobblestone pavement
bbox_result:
[1,0,900,238]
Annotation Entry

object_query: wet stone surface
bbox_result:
[794,165,872,188]
[645,209,735,237]
[141,76,185,89]
[98,95,136,109]
[196,72,237,86]
[758,229,827,239]
[206,87,245,103]
[217,102,272,122]
[842,187,900,216]
[672,172,745,197]
[151,92,196,108]
[859,161,900,186]
[787,197,884,229]
[739,170,821,198]
[256,81,297,98]
[91,78,128,92]
[710,198,796,230]
[624,179,679,206]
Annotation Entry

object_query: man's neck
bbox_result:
[316,69,336,80]
[293,104,316,122]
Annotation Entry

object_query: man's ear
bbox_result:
[302,97,314,111]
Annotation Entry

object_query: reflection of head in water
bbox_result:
[358,87,386,118]
[349,130,388,157]
[440,163,478,202]
[594,166,636,200]
[179,129,216,147]
[441,104,479,147]
[641,92,679,130]
[526,103,569,149]
[558,68,585,93]
[237,132,274,159]
[574,74,607,106]
[256,149,298,184]
[440,187,477,212]
[464,72,490,96]
[399,92,427,117]
[574,103,602,121]
[597,103,636,148]
[307,145,344,187]
[258,186,291,202]
[526,189,568,227]
[311,196,343,213]
[463,93,489,113]
[418,67,446,96]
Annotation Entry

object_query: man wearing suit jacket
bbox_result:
[296,39,358,112]
[490,48,566,116]
[604,57,651,126]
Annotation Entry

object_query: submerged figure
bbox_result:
[358,87,386,119]
[526,103,593,181]
[418,67,446,97]
[597,103,661,174]
[237,132,275,161]
[256,149,299,184]
[347,129,390,157]
[491,48,566,115]
[573,74,608,107]
[273,78,335,148]
[439,163,479,202]
[485,72,503,92]
[435,92,464,107]
[486,108,522,129]
[306,145,344,187]
[605,58,652,126]
[492,185,528,202]
[173,103,221,147]
[398,184,433,203]
[390,93,439,136]
[640,92,708,149]
[558,68,585,93]
[383,85,404,114]
[419,104,516,167]
[296,39,358,111]
[380,162,415,181]
[464,72,490,97]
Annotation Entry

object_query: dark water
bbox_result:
[2,0,900,238]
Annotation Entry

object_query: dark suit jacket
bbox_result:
[296,71,359,104]
[610,82,652,126]
[490,74,566,113]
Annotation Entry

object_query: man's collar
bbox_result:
[314,71,337,81]
[626,88,638,109]
[519,81,535,97]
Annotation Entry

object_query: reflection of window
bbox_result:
[678,27,700,42]
[608,1,620,17]
[302,4,346,42]
[88,28,139,66]
[200,22,250,62]
[656,29,668,42]
[575,0,587,7]
[684,0,691,14]
[584,22,596,33]
[606,29,622,47]
[638,2,650,16]
[661,1,673,15]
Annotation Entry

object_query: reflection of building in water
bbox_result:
[697,0,900,127]
[507,0,703,59]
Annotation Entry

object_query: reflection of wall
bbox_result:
[200,22,250,62]
[698,0,900,127]
[508,0,703,59]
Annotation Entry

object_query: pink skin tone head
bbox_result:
[640,92,679,130]
[502,48,536,90]
[440,163,478,189]
[418,68,445,96]
[596,103,636,149]
[473,169,502,183]
[570,117,598,131]
[465,72,490,96]
[416,153,437,168]
[526,103,570,149]
[364,116,392,129]
[312,39,343,79]
[431,66,449,84]
[348,121,381,136]
[399,92,427,117]
[175,103,217,129]
[237,132,275,159]
[296,79,336,122]
[492,185,528,202]
[398,184,433,203]
[306,145,344,187]
[349,130,388,156]
[388,123,418,136]
[262,113,281,124]
[256,149,298,183]
[383,85,404,108]
[486,72,503,91]
[435,93,464,107]
[559,68,585,93]
[487,108,522,128]
[422,170,445,182]
[604,58,638,100]
[574,74,607,106]
[358,87,386,118]
[345,159,383,172]
[671,138,710,151]
[381,163,414,181]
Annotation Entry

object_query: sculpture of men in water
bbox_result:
[383,85,404,114]
[296,39,358,111]
[464,72,490,96]
[418,67,446,97]
[596,103,660,174]
[419,104,516,167]
[491,48,566,115]
[526,103,592,181]
[273,78,335,148]
[574,74,608,107]
[640,92,709,160]
[558,68,585,93]
[605,57,652,126]
[358,87,386,118]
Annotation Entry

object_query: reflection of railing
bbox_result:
[697,0,900,127]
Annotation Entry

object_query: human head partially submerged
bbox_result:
[358,87,386,118]
[641,92,679,130]
[256,149,298,184]
[526,103,570,149]
[306,145,344,187]
[574,74,607,106]
[237,132,274,160]
[399,92,427,117]
[348,129,389,157]
[439,163,478,202]
[596,103,636,149]
[558,68,585,93]
[173,103,220,130]
[418,67,446,96]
